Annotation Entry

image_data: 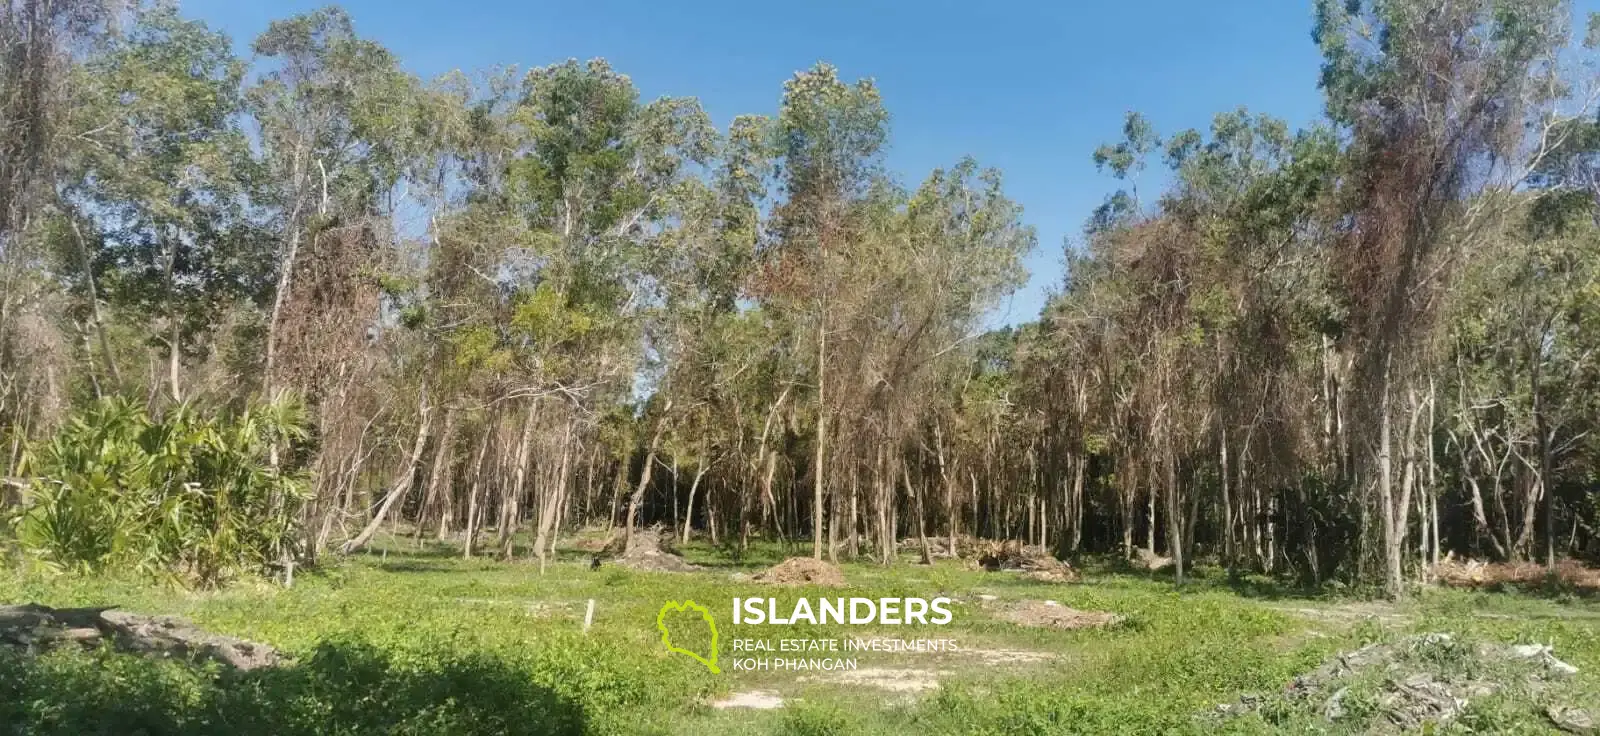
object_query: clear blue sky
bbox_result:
[182,0,1597,327]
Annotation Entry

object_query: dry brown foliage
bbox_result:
[1430,557,1600,591]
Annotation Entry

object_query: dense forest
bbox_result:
[3,0,1599,597]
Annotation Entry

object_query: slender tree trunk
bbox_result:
[499,401,539,559]
[905,458,932,565]
[681,459,708,546]
[813,323,827,560]
[1379,378,1403,599]
[463,421,494,558]
[341,389,433,554]
[624,402,672,550]
[416,407,457,541]
[533,420,573,574]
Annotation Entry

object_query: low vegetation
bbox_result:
[1,538,1597,735]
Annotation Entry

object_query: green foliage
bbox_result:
[2,545,1598,735]
[12,397,310,586]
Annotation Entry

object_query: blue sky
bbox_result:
[182,0,1592,327]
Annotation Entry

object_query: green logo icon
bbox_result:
[657,600,721,673]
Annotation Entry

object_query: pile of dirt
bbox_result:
[999,600,1121,630]
[614,526,702,573]
[754,557,846,586]
[1213,633,1585,732]
[0,603,283,671]
[1431,555,1600,591]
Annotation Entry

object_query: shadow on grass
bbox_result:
[0,638,585,736]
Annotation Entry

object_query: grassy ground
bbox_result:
[1,534,1597,735]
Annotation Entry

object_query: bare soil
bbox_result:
[754,557,846,586]
[999,600,1122,630]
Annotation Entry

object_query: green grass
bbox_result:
[1,535,1597,734]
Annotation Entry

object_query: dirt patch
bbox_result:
[0,603,283,670]
[613,526,702,573]
[999,600,1121,630]
[1431,556,1600,591]
[754,557,846,586]
[1214,633,1582,732]
[801,666,950,693]
[961,646,1057,665]
[713,690,785,709]
[1276,601,1410,627]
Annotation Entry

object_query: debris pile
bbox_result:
[0,603,283,671]
[970,541,1078,582]
[1212,633,1584,732]
[1021,555,1079,583]
[999,600,1121,630]
[754,557,846,586]
[613,525,702,572]
[1133,546,1174,572]
[1430,554,1600,591]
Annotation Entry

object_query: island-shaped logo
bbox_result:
[657,600,721,673]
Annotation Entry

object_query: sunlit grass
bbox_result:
[1,535,1597,734]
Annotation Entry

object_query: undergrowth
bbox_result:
[0,536,1594,734]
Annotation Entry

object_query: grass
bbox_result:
[1,534,1597,734]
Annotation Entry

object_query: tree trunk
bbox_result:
[463,421,494,558]
[813,323,827,560]
[341,390,433,554]
[498,401,539,559]
[533,420,573,574]
[681,459,708,546]
[416,407,457,542]
[624,402,672,550]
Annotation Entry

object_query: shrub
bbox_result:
[10,396,309,586]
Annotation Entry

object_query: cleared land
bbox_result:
[2,535,1598,735]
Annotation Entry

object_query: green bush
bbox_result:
[10,396,309,586]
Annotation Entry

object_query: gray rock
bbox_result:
[0,603,283,671]
[1548,706,1595,734]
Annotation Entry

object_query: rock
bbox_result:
[1548,706,1596,734]
[1502,642,1579,677]
[0,603,283,671]
[1323,686,1349,721]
